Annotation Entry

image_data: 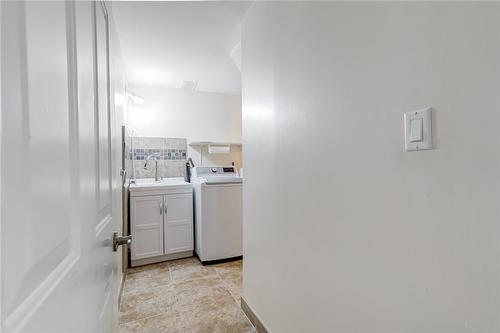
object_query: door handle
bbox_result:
[120,169,127,186]
[113,232,131,252]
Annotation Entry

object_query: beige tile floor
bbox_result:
[119,257,256,333]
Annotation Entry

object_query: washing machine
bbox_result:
[191,166,242,265]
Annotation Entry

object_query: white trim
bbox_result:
[0,1,3,331]
[117,271,125,309]
[65,0,82,269]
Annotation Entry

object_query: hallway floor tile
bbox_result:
[119,258,255,333]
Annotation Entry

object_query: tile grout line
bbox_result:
[214,266,257,332]
[170,264,219,284]
[119,265,176,325]
[120,259,255,332]
[213,265,256,329]
[120,269,170,297]
[168,264,182,332]
[214,267,241,306]
[119,311,168,327]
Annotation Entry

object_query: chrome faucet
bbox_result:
[144,153,161,182]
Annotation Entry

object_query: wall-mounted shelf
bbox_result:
[189,141,242,147]
[189,141,242,163]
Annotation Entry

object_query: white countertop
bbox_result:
[129,177,192,193]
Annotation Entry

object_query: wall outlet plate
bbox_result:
[404,107,432,152]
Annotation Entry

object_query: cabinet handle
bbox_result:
[164,203,167,215]
[159,201,163,215]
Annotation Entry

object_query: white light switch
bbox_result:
[404,107,432,151]
[409,118,423,142]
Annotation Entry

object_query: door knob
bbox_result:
[113,232,132,252]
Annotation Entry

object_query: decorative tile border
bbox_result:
[127,137,187,179]
[129,148,187,160]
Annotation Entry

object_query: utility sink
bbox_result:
[129,177,191,192]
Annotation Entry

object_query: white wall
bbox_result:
[127,84,242,169]
[242,2,500,332]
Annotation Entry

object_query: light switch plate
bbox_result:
[404,107,432,151]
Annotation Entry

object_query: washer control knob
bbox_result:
[211,168,217,173]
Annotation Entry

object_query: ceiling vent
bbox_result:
[180,80,198,90]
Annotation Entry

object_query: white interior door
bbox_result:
[1,1,122,332]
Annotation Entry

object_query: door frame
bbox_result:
[0,2,3,331]
[120,124,129,307]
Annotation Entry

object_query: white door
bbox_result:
[130,195,164,260]
[164,193,194,254]
[1,1,123,332]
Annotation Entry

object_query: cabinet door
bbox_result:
[164,193,194,254]
[130,195,164,259]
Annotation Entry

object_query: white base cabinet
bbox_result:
[129,182,193,266]
[164,193,194,254]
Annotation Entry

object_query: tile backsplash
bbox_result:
[128,137,187,179]
[130,148,186,160]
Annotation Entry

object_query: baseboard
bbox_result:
[241,297,270,333]
[118,272,125,309]
[131,251,193,267]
